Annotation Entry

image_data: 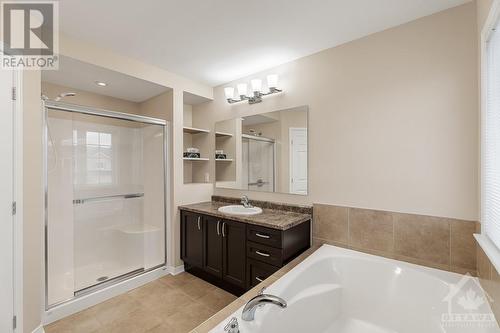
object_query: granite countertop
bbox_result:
[178,201,311,231]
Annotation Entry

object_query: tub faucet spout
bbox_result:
[241,288,287,321]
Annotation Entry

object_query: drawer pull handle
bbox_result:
[222,222,226,237]
[197,216,201,231]
[255,250,270,257]
[255,276,265,282]
[255,232,270,239]
[216,220,221,236]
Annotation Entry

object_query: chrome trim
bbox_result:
[74,268,145,296]
[255,250,270,257]
[44,100,166,125]
[241,133,275,143]
[255,232,270,239]
[255,276,264,282]
[222,222,226,237]
[197,216,201,230]
[242,292,287,321]
[216,220,221,236]
[73,193,144,205]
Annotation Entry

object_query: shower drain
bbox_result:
[96,276,109,282]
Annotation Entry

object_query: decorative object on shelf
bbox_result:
[186,147,199,153]
[248,129,262,137]
[183,152,201,158]
[224,74,282,105]
[215,149,227,159]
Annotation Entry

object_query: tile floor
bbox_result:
[44,273,237,333]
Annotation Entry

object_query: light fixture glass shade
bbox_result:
[224,87,235,99]
[237,83,248,96]
[251,79,262,93]
[267,74,279,88]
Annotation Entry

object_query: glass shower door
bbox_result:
[46,109,166,306]
[244,137,275,192]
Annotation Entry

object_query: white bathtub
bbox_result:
[210,245,499,333]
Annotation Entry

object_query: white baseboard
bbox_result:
[32,325,45,333]
[43,266,170,325]
[167,264,185,275]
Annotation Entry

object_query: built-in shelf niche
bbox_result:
[183,92,212,184]
[215,118,239,184]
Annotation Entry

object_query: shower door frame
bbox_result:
[241,134,277,192]
[42,100,170,312]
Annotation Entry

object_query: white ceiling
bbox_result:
[42,56,170,102]
[58,0,470,87]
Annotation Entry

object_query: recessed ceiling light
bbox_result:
[95,81,107,87]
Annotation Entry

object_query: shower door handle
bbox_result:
[216,220,221,236]
[197,216,201,231]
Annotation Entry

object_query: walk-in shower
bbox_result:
[44,101,168,309]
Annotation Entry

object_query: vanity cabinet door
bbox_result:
[222,219,246,289]
[203,215,223,278]
[181,211,204,268]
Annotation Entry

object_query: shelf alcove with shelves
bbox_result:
[183,97,211,184]
[215,118,240,187]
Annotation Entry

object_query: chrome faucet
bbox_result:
[241,287,287,321]
[241,195,253,208]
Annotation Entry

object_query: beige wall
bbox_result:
[194,3,478,221]
[23,70,44,333]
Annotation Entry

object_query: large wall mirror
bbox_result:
[215,105,308,195]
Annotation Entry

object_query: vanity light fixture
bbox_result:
[225,74,282,104]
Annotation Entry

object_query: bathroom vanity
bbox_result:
[179,198,311,295]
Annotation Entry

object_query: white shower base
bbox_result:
[74,262,144,292]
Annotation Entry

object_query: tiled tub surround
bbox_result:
[477,242,500,323]
[313,204,478,275]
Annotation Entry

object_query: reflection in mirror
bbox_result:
[215,106,308,195]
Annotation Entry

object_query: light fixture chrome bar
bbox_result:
[227,88,282,105]
[73,193,144,205]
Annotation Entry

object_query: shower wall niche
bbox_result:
[46,106,167,307]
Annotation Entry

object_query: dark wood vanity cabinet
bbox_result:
[181,209,311,296]
[221,219,247,289]
[203,215,223,278]
[180,211,204,268]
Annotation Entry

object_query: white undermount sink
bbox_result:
[218,205,263,216]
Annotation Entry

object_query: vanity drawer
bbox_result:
[247,259,279,288]
[247,241,283,267]
[247,224,282,248]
